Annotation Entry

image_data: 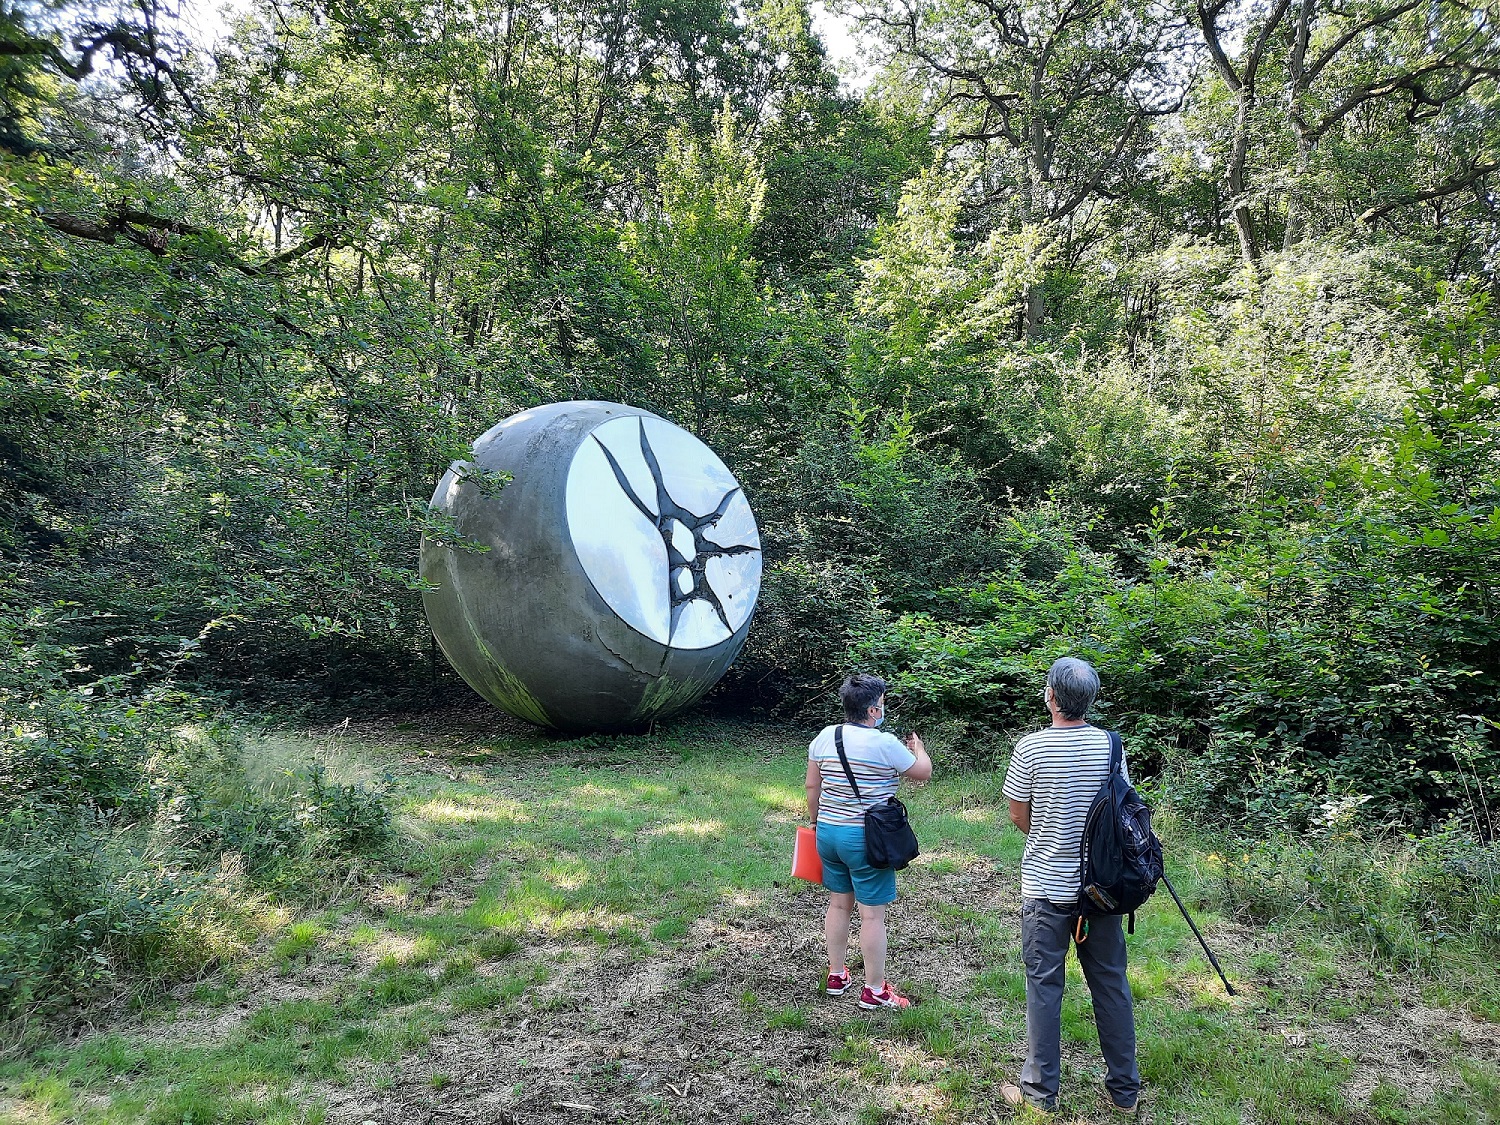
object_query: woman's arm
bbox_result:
[805,759,822,822]
[902,733,933,783]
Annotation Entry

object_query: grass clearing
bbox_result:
[2,711,1498,1123]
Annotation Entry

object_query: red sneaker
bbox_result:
[858,981,911,1010]
[825,968,852,996]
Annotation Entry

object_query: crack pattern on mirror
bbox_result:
[592,421,758,638]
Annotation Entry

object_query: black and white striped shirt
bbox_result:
[1002,724,1130,902]
[809,724,916,827]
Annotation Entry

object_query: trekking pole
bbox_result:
[1160,873,1237,996]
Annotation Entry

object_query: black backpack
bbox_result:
[833,725,920,871]
[1078,731,1163,933]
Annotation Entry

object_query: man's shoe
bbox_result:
[999,1084,1055,1114]
[1110,1098,1140,1116]
[825,967,852,996]
[857,981,911,1010]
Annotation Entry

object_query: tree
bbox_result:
[1193,0,1500,263]
[622,105,768,438]
[854,0,1191,335]
[747,0,930,281]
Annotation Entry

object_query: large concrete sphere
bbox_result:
[419,401,763,731]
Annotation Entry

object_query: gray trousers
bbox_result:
[1020,898,1140,1110]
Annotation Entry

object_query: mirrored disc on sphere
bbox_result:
[566,415,762,650]
[419,402,762,732]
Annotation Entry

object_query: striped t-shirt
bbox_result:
[1002,724,1130,902]
[809,724,917,827]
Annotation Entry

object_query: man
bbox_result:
[1000,657,1140,1116]
[805,673,932,1009]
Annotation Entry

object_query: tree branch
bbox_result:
[1195,0,1243,91]
[1308,58,1496,141]
[1244,0,1292,85]
[253,233,331,273]
[37,205,330,276]
[1356,162,1498,225]
[1048,113,1141,219]
[3,16,189,101]
[1304,0,1422,86]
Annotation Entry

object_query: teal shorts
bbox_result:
[816,822,897,906]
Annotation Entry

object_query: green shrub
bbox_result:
[851,459,1498,824]
[173,790,309,879]
[0,811,116,1007]
[1208,826,1500,962]
[0,613,398,1018]
[301,762,394,855]
[851,504,1254,770]
[0,806,205,1014]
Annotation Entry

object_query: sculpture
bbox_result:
[420,401,762,731]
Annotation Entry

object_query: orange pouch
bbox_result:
[792,825,823,883]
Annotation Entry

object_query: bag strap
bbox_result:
[833,725,863,801]
[1106,729,1125,851]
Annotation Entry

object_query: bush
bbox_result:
[0,811,117,1005]
[0,805,204,1015]
[1206,824,1500,963]
[848,443,1498,825]
[850,502,1252,768]
[0,612,398,1018]
[739,409,1006,699]
[806,287,1500,827]
[301,762,395,855]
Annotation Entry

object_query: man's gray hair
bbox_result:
[1047,657,1100,720]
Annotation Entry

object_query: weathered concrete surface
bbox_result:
[419,401,760,732]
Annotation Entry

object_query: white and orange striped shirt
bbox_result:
[809,724,917,827]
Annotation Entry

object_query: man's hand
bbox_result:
[904,732,926,755]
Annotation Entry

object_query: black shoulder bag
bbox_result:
[834,724,920,871]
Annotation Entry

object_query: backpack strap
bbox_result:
[1105,728,1126,863]
[833,725,863,802]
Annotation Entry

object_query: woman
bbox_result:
[805,673,933,1009]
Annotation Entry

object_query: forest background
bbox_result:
[2,0,1499,1019]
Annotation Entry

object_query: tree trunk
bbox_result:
[1025,93,1049,339]
[1228,92,1260,264]
[1196,0,1290,267]
[1282,136,1313,250]
[1283,0,1316,250]
[1023,283,1045,340]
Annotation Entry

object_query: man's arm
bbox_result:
[1009,799,1031,834]
[805,759,822,823]
[1002,738,1031,830]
